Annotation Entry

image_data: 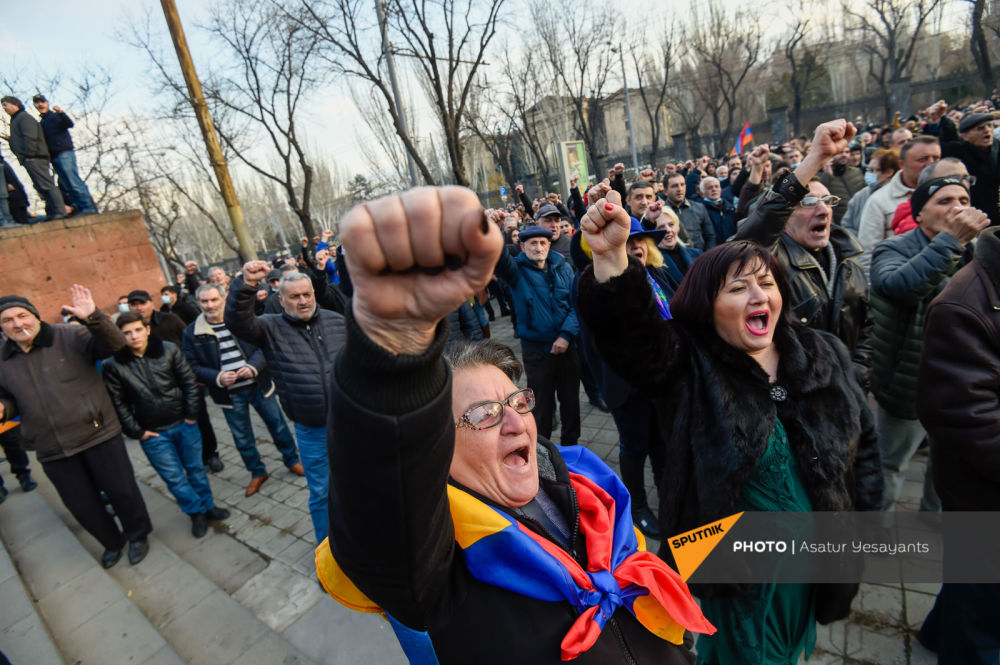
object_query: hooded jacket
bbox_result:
[0,312,125,462]
[102,336,200,439]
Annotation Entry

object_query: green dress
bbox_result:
[696,418,817,665]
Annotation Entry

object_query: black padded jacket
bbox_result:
[224,276,346,427]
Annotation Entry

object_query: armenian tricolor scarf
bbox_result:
[317,445,715,661]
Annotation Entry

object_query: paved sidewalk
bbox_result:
[0,311,941,664]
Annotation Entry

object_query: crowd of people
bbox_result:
[1,94,998,664]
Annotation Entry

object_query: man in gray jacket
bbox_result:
[1,96,64,221]
[0,287,153,567]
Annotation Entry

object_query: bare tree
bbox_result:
[464,76,518,193]
[843,0,943,121]
[780,6,829,136]
[127,1,329,241]
[496,48,557,190]
[628,23,675,167]
[530,0,619,175]
[684,1,762,154]
[967,0,997,93]
[292,0,505,187]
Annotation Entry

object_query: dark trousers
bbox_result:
[610,394,665,512]
[0,428,31,478]
[40,434,153,550]
[522,345,581,445]
[21,158,65,220]
[196,389,219,463]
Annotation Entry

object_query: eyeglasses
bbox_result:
[455,388,535,430]
[959,174,978,186]
[799,195,841,208]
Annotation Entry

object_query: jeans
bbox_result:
[222,387,300,477]
[877,405,940,511]
[51,150,97,213]
[141,422,214,515]
[294,421,329,543]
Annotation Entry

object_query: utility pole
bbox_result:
[618,48,639,175]
[376,0,418,188]
[160,0,257,262]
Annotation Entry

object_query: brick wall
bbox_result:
[0,211,166,323]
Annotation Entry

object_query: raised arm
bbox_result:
[224,264,270,348]
[327,186,503,628]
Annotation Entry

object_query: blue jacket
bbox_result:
[494,248,578,351]
[181,313,276,407]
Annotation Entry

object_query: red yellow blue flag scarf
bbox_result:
[317,445,714,661]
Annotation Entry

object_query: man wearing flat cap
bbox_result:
[924,101,999,224]
[869,176,990,514]
[534,202,571,258]
[0,288,153,568]
[493,225,581,445]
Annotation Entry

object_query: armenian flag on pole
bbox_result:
[731,122,753,156]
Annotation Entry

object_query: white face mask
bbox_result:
[161,295,172,304]
[118,303,130,313]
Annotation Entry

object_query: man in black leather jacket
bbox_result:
[734,141,872,384]
[102,312,229,538]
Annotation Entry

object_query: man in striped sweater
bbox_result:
[182,283,304,497]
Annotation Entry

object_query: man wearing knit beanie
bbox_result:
[868,176,989,514]
[0,286,153,568]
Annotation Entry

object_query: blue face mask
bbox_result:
[864,172,879,187]
[118,303,130,313]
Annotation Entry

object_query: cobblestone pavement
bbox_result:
[120,312,938,664]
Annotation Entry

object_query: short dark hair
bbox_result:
[670,240,794,329]
[161,285,180,295]
[665,173,686,186]
[900,135,939,162]
[628,180,653,195]
[115,311,148,329]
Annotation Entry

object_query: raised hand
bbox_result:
[515,184,524,195]
[795,120,857,185]
[613,163,625,175]
[322,229,334,241]
[941,206,990,245]
[241,260,270,287]
[340,186,503,355]
[581,190,631,282]
[61,284,97,319]
[645,199,663,223]
[315,249,330,270]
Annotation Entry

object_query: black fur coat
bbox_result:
[577,259,883,563]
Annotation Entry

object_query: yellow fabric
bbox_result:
[632,595,686,644]
[315,539,384,616]
[447,485,514,549]
[579,233,593,260]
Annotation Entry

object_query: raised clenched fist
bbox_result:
[581,190,631,282]
[340,187,503,355]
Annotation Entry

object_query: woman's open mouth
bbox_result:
[745,310,770,336]
[503,445,531,468]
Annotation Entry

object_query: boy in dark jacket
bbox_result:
[102,312,229,538]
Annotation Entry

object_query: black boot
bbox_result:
[620,457,661,539]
